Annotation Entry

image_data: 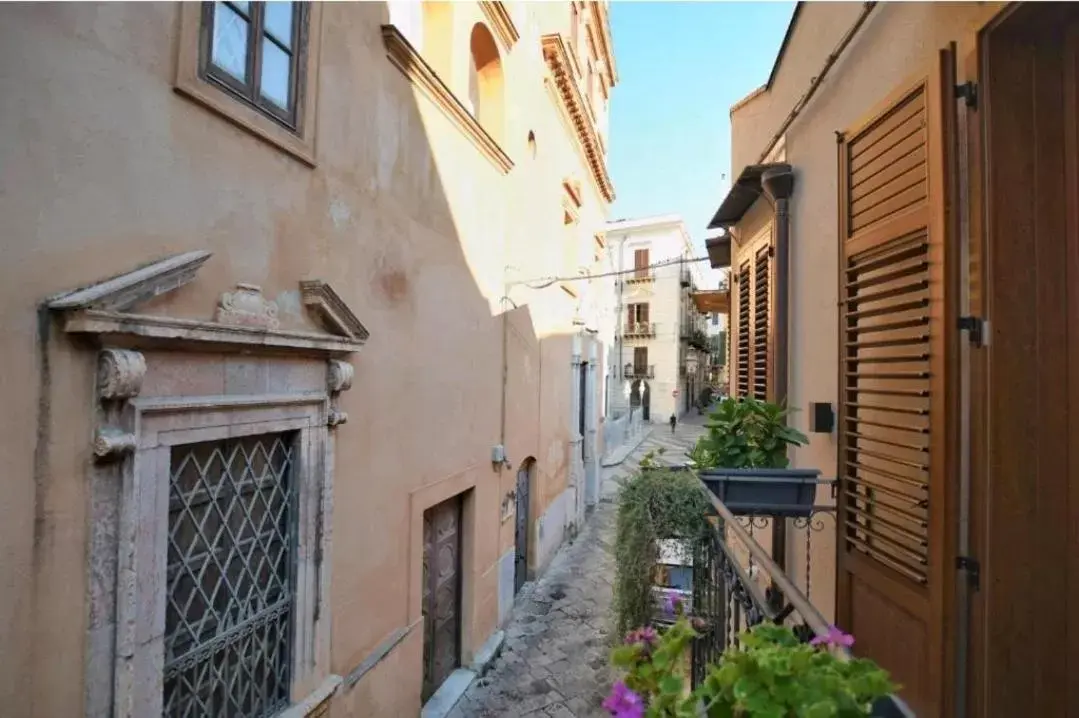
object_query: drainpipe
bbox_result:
[762,164,795,578]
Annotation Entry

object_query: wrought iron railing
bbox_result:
[690,488,915,718]
[625,270,655,283]
[624,321,656,337]
[624,363,655,379]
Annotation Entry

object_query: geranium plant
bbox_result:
[606,616,896,718]
[690,397,808,470]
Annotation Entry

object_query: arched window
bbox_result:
[468,23,504,143]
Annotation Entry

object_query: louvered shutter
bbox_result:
[634,346,647,374]
[634,249,649,278]
[736,262,751,397]
[836,50,958,717]
[753,246,771,400]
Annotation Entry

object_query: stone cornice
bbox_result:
[479,1,519,50]
[589,2,618,86]
[381,24,513,175]
[542,33,615,203]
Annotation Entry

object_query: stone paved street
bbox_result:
[448,412,711,718]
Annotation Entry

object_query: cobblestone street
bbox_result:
[448,413,710,718]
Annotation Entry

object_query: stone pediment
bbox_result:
[47,251,368,356]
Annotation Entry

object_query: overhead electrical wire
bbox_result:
[507,254,712,290]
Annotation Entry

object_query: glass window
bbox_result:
[202,1,306,129]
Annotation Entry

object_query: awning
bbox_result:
[704,234,731,269]
[707,162,791,229]
[691,289,730,314]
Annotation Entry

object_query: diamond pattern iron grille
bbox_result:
[164,433,297,718]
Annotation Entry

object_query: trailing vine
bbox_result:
[613,457,715,638]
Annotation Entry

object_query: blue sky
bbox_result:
[606,1,796,263]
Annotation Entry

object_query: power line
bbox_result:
[507,254,711,289]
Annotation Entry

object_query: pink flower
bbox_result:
[602,681,645,718]
[810,625,855,649]
[623,626,657,647]
[658,590,683,616]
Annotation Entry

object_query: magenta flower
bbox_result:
[623,626,658,647]
[660,591,683,616]
[810,625,855,649]
[602,681,645,718]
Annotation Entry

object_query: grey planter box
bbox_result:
[698,467,822,517]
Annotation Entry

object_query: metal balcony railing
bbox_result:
[625,269,654,284]
[624,321,656,337]
[623,363,655,379]
[688,488,914,718]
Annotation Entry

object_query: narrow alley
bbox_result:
[447,414,710,718]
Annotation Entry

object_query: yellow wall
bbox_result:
[0,2,616,715]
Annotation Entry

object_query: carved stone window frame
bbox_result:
[47,252,366,717]
[106,380,342,717]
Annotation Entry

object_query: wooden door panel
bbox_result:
[970,7,1079,715]
[422,496,462,701]
[837,48,958,717]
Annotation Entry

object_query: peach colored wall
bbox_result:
[0,2,615,716]
[726,1,1006,623]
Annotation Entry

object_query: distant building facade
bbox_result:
[604,215,708,425]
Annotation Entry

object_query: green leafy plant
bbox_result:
[638,447,668,470]
[613,467,713,638]
[691,397,808,470]
[608,616,700,718]
[605,621,896,718]
[695,624,896,718]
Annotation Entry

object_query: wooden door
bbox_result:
[968,6,1079,716]
[836,48,959,717]
[422,496,463,701]
[514,463,531,594]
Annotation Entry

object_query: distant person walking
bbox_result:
[669,413,677,435]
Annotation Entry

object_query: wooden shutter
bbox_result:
[634,346,647,373]
[625,305,634,330]
[736,262,751,397]
[640,302,649,324]
[634,248,649,277]
[836,50,958,717]
[753,246,772,400]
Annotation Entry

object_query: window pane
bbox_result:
[229,0,249,17]
[260,38,291,109]
[264,1,294,48]
[211,2,248,82]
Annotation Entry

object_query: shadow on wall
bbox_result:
[0,2,591,717]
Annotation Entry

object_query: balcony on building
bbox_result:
[624,321,656,338]
[624,267,655,285]
[624,363,655,379]
[655,473,913,718]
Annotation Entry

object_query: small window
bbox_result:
[200,1,308,129]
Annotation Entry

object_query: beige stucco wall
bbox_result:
[726,1,1005,623]
[0,2,615,715]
